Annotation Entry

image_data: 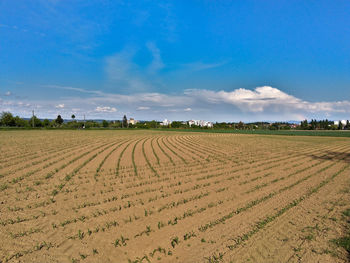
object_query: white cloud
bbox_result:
[2,85,349,121]
[5,91,12,96]
[137,106,150,110]
[95,106,117,113]
[185,86,350,115]
[55,104,65,108]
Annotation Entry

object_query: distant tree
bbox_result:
[269,123,279,130]
[102,120,109,128]
[300,119,308,130]
[147,120,158,128]
[170,121,182,128]
[0,112,15,126]
[110,120,122,128]
[14,116,28,127]
[122,115,128,128]
[84,120,99,128]
[135,122,146,129]
[346,120,350,130]
[213,122,228,129]
[71,114,75,121]
[55,115,64,126]
[237,121,244,130]
[43,119,50,127]
[338,120,343,130]
[29,115,43,127]
[310,119,317,130]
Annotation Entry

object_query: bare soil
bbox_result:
[0,130,349,263]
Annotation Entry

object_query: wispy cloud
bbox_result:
[2,86,349,121]
[45,85,104,96]
[95,106,117,113]
[181,61,227,72]
[146,41,164,74]
[55,103,65,108]
[105,47,152,92]
[104,43,166,93]
[103,43,228,95]
[137,106,150,110]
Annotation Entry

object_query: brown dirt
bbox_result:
[0,130,349,263]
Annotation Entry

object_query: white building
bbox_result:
[160,119,172,126]
[128,118,139,125]
[188,120,213,128]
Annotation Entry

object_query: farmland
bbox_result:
[0,130,349,263]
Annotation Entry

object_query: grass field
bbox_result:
[0,130,349,263]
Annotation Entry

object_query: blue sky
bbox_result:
[0,0,349,121]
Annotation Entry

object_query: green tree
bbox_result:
[110,120,122,128]
[0,112,15,126]
[43,119,50,127]
[269,123,279,130]
[146,120,158,128]
[237,121,244,130]
[310,119,317,130]
[300,119,308,130]
[135,122,146,129]
[71,114,75,121]
[170,121,182,128]
[102,120,109,128]
[14,116,28,127]
[338,120,343,130]
[29,115,43,127]
[55,115,64,126]
[122,115,128,128]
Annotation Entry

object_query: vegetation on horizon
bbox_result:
[1,111,349,132]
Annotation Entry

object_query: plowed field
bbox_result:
[1,130,349,263]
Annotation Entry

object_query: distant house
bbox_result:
[128,118,138,125]
[188,120,213,128]
[160,119,172,126]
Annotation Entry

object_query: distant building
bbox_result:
[128,118,138,125]
[188,120,213,128]
[160,119,172,126]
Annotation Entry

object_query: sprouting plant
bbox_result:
[157,221,165,229]
[171,236,179,248]
[78,230,84,240]
[184,231,196,240]
[114,235,129,247]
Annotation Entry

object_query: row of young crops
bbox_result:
[0,130,349,262]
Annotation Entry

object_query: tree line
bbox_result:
[0,112,159,129]
[0,111,349,130]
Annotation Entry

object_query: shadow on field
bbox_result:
[307,151,350,163]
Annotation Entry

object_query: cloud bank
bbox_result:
[1,86,349,121]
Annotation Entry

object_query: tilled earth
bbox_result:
[0,130,349,263]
